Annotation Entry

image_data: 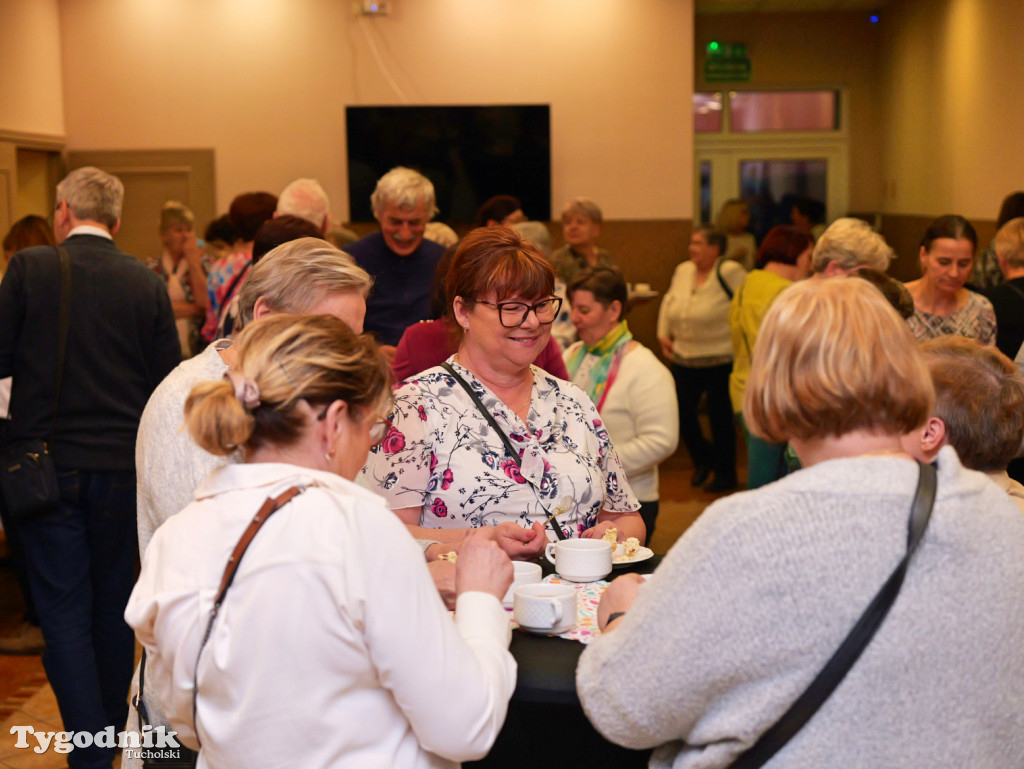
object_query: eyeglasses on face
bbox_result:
[476,296,563,328]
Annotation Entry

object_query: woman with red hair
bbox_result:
[728,225,813,489]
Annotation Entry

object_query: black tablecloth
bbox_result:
[466,554,663,769]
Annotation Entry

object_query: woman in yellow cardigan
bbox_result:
[729,225,813,489]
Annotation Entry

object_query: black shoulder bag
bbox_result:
[729,461,937,769]
[0,246,71,519]
[441,362,566,540]
[716,259,735,300]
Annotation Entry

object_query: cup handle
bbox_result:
[544,542,557,566]
[549,599,563,625]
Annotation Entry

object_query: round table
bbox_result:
[466,554,663,769]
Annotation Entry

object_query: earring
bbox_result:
[325,449,334,461]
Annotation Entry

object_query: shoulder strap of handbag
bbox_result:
[734,280,754,363]
[716,259,734,300]
[729,460,936,769]
[220,261,251,308]
[189,484,305,748]
[440,361,566,540]
[48,246,72,441]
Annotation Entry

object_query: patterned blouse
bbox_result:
[360,358,639,538]
[201,252,250,342]
[907,291,997,345]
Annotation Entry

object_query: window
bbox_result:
[731,91,839,133]
[693,93,723,133]
[692,90,840,134]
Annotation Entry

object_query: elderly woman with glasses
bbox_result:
[362,227,643,559]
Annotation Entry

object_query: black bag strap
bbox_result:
[189,485,305,748]
[730,461,937,769]
[220,261,250,309]
[715,259,734,300]
[440,362,566,540]
[48,246,72,441]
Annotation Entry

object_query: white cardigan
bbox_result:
[564,343,679,501]
[126,463,515,769]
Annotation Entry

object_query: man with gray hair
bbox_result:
[0,166,180,768]
[810,217,894,278]
[276,177,331,235]
[345,166,445,348]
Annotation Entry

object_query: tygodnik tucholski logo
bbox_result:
[10,724,184,759]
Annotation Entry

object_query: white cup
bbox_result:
[513,583,576,634]
[634,282,651,294]
[502,561,543,608]
[544,539,612,583]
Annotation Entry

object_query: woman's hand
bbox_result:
[426,560,457,610]
[658,336,674,359]
[455,530,513,601]
[581,520,619,541]
[597,573,645,631]
[488,521,548,559]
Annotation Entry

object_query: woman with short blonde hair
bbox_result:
[715,199,757,270]
[744,280,932,444]
[579,278,1024,767]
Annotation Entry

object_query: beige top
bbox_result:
[657,258,747,363]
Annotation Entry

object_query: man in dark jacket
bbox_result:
[0,166,179,769]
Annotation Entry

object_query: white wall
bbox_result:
[58,0,694,221]
[0,0,65,136]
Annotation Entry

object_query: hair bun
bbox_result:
[225,370,261,410]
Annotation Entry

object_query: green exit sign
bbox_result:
[705,41,750,83]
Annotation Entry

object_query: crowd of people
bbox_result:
[0,166,1022,768]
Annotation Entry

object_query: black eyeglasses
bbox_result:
[476,297,563,328]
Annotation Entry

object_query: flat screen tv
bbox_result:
[346,105,551,224]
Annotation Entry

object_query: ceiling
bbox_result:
[697,0,891,13]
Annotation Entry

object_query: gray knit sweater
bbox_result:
[577,447,1024,768]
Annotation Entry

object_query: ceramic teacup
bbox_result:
[513,583,576,634]
[502,561,543,608]
[544,538,612,582]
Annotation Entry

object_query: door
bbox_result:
[67,149,216,261]
[694,89,849,237]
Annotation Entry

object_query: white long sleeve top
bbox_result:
[657,258,747,362]
[125,462,516,769]
[563,343,678,501]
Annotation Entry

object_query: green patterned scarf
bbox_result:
[565,321,633,410]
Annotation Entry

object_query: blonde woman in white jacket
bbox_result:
[564,266,679,542]
[126,314,515,769]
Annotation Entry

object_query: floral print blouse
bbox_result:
[360,358,639,538]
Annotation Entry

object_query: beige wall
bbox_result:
[694,11,883,213]
[0,0,65,137]
[877,0,1024,220]
[59,0,694,221]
